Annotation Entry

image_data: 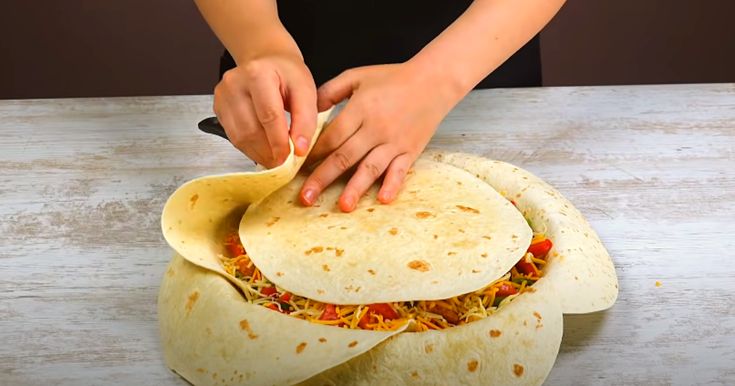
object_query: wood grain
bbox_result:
[1,84,734,385]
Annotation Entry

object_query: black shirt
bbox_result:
[219,1,541,89]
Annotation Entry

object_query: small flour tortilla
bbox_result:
[159,254,407,386]
[241,158,532,304]
[426,151,618,313]
[160,110,332,291]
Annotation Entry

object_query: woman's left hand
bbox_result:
[299,63,461,212]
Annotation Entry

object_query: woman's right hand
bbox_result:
[214,54,318,168]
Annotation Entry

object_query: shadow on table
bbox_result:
[558,311,609,354]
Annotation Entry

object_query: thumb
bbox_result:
[316,68,362,112]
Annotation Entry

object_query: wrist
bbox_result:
[402,56,469,111]
[231,26,303,65]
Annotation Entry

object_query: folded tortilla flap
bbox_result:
[159,254,408,386]
[240,157,533,304]
[300,284,563,386]
[427,151,619,313]
[160,109,331,280]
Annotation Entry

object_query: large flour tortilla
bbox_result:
[159,254,407,386]
[300,287,563,386]
[426,151,618,313]
[241,158,532,304]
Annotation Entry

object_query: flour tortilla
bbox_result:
[241,158,532,304]
[299,286,563,386]
[159,254,408,386]
[160,110,332,293]
[426,151,618,313]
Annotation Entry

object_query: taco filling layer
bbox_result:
[220,228,553,332]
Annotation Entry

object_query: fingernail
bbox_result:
[344,195,355,209]
[302,189,316,205]
[378,190,392,203]
[296,136,309,154]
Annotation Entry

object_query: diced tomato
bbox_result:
[510,199,518,207]
[279,292,292,302]
[527,239,553,258]
[235,259,255,277]
[265,303,280,311]
[495,283,518,297]
[319,304,339,321]
[224,234,246,257]
[358,312,371,329]
[515,254,537,276]
[367,303,399,320]
[260,286,278,297]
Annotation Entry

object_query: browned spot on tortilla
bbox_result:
[367,208,375,212]
[322,264,330,272]
[388,227,398,235]
[536,323,544,329]
[512,234,518,239]
[513,364,524,377]
[489,329,502,338]
[411,370,420,378]
[533,311,542,321]
[415,211,432,219]
[523,320,528,326]
[305,246,324,255]
[266,216,280,226]
[319,213,328,218]
[424,343,434,353]
[340,226,347,230]
[296,342,307,353]
[407,260,430,272]
[318,337,327,343]
[276,271,284,277]
[348,340,358,348]
[239,319,258,339]
[189,194,199,209]
[456,205,480,214]
[335,248,344,257]
[481,253,488,258]
[211,372,217,380]
[205,327,212,336]
[433,234,438,239]
[482,235,492,240]
[367,269,376,275]
[458,228,465,233]
[467,360,479,372]
[447,251,456,256]
[185,291,199,314]
[472,269,481,273]
[317,289,325,295]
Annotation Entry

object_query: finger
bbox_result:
[378,152,414,204]
[299,131,377,206]
[249,71,290,164]
[286,80,317,156]
[218,92,275,167]
[338,145,396,212]
[316,67,363,111]
[307,102,362,164]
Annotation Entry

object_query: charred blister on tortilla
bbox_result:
[218,227,554,332]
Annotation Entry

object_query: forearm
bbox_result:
[409,0,565,99]
[194,0,301,64]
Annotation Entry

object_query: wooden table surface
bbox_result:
[1,84,734,386]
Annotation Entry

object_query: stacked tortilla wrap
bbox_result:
[158,110,618,386]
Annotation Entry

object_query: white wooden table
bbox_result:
[1,84,734,386]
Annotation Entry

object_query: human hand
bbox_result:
[299,63,462,212]
[214,54,317,168]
